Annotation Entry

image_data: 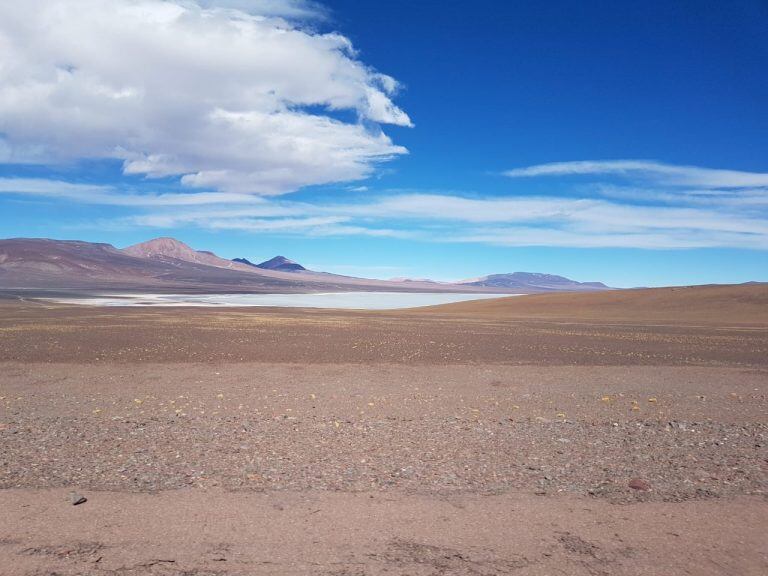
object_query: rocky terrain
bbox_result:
[1,363,765,501]
[0,285,766,575]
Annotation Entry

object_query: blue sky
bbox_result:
[1,0,767,287]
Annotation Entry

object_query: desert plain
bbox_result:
[0,284,767,575]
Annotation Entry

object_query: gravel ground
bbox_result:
[3,412,765,502]
[1,303,766,367]
[1,302,767,575]
[1,363,766,502]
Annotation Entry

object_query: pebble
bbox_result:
[69,491,87,505]
[628,478,651,491]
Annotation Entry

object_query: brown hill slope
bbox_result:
[0,238,327,291]
[123,237,259,274]
[416,283,768,326]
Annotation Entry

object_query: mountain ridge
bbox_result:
[123,237,256,274]
[233,256,306,272]
[254,255,307,272]
[459,272,607,291]
[1,236,613,294]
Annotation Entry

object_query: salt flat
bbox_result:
[44,291,516,309]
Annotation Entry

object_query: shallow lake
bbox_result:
[48,292,518,310]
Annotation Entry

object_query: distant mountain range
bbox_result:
[459,272,607,291]
[0,236,611,294]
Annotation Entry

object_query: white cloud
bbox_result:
[0,0,410,194]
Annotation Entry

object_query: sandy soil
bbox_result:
[3,489,766,576]
[1,289,767,575]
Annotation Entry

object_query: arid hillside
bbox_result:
[419,283,768,326]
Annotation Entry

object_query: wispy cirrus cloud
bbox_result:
[0,178,269,206]
[117,187,768,248]
[3,159,767,250]
[450,226,768,250]
[504,160,768,189]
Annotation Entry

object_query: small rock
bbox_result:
[534,416,551,424]
[69,491,87,505]
[628,478,651,491]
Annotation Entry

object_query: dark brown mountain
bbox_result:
[232,257,258,268]
[233,255,307,272]
[255,256,306,272]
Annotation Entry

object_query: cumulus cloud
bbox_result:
[0,0,410,194]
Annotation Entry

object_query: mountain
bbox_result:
[123,237,255,273]
[459,272,608,291]
[0,238,162,283]
[232,257,258,268]
[232,255,307,272]
[255,256,306,272]
[0,238,304,291]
